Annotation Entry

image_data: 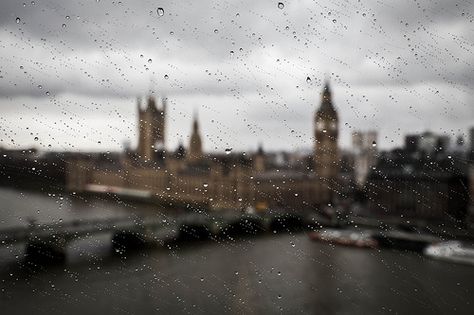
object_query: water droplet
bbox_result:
[65,16,70,20]
[37,85,42,89]
[225,148,232,154]
[277,294,282,299]
[277,2,284,9]
[214,29,219,34]
[16,17,21,24]
[294,193,298,197]
[157,8,164,16]
[148,58,152,63]
[372,141,377,147]
[291,242,295,247]
[164,74,169,79]
[62,23,66,28]
[203,183,209,188]
[34,137,38,141]
[306,76,311,83]
[230,50,234,56]
[332,19,337,23]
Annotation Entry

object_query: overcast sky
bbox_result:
[0,0,473,153]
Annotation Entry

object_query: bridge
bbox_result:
[0,209,328,261]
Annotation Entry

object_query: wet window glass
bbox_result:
[1,0,473,314]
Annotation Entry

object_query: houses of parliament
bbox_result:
[67,82,340,211]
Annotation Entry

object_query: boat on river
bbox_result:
[424,241,474,266]
[309,229,378,248]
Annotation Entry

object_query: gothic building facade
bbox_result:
[67,83,341,211]
[137,96,166,160]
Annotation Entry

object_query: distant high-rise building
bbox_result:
[188,113,203,161]
[137,96,166,160]
[405,135,420,153]
[352,131,377,187]
[314,82,339,202]
[418,131,438,154]
[253,144,266,173]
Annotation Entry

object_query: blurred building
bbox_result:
[0,147,68,190]
[364,147,469,222]
[404,131,450,157]
[136,96,166,160]
[67,83,341,211]
[352,131,377,187]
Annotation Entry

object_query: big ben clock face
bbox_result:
[316,121,325,130]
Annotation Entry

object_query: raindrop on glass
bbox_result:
[157,8,164,17]
[225,148,232,154]
[16,17,21,24]
[278,2,284,9]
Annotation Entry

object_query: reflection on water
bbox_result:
[0,188,473,314]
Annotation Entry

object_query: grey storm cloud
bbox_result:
[0,0,473,152]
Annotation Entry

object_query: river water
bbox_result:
[0,188,473,314]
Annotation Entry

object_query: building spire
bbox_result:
[322,80,331,102]
[192,109,199,132]
[188,110,203,161]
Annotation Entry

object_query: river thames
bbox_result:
[0,188,473,314]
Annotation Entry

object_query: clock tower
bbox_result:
[314,81,339,203]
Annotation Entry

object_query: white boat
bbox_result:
[424,241,474,266]
[309,229,378,248]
